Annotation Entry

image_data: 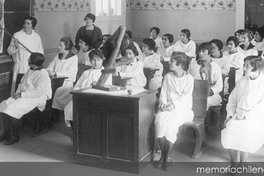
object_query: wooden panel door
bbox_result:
[91,0,126,35]
[107,113,134,161]
[76,108,105,157]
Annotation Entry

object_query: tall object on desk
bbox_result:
[93,26,126,91]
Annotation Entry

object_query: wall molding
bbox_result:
[127,0,235,10]
[34,0,90,12]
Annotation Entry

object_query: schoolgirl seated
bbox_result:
[64,50,112,129]
[234,29,244,45]
[77,35,94,66]
[76,35,94,80]
[114,44,146,90]
[126,30,142,55]
[237,30,258,57]
[157,33,175,62]
[209,39,230,75]
[221,56,264,173]
[149,26,163,52]
[188,42,223,110]
[223,36,245,84]
[252,26,264,56]
[101,29,134,67]
[138,38,163,90]
[46,37,78,119]
[155,52,194,171]
[99,34,111,50]
[174,29,196,62]
[0,53,52,145]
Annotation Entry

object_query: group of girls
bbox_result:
[151,26,264,174]
[0,13,264,176]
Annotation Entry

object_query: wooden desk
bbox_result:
[50,76,67,98]
[45,76,67,111]
[72,90,156,173]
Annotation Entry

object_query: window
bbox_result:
[95,0,121,16]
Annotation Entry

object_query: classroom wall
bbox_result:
[34,0,237,66]
[126,0,236,44]
[34,0,91,67]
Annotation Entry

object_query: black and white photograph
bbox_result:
[0,0,264,176]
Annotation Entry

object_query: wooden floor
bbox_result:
[0,117,264,176]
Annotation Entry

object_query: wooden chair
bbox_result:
[227,67,236,95]
[195,43,200,61]
[205,68,234,136]
[143,68,159,89]
[206,105,222,136]
[206,67,237,135]
[181,79,209,158]
[161,61,170,77]
[154,80,208,159]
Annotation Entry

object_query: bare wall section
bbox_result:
[33,0,91,67]
[126,0,236,44]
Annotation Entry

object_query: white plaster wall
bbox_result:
[126,9,235,44]
[34,11,89,66]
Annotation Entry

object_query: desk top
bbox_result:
[72,87,156,99]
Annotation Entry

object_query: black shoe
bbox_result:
[4,136,19,145]
[156,157,164,168]
[5,117,20,145]
[0,133,9,142]
[163,157,173,171]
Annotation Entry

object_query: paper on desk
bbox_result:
[82,87,145,96]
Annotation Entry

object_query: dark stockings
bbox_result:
[70,120,73,131]
[157,137,173,171]
[0,114,20,145]
[0,114,11,142]
[228,149,249,175]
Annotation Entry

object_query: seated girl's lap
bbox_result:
[6,97,45,110]
[155,109,193,125]
[227,119,264,130]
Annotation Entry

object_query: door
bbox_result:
[91,0,126,35]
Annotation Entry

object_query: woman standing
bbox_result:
[75,13,102,50]
[221,56,264,173]
[8,16,44,95]
[155,52,194,171]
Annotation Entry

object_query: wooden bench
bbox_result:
[154,79,208,158]
[182,79,208,158]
